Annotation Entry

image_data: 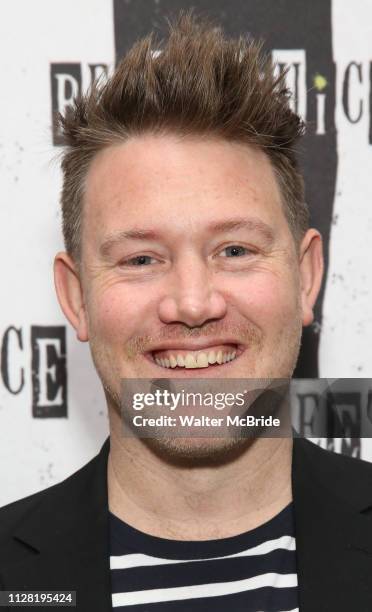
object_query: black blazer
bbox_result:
[1,437,372,611]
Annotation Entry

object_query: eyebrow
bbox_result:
[99,216,276,256]
[208,218,275,243]
[99,229,162,257]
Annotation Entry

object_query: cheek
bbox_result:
[87,285,144,343]
[231,271,300,326]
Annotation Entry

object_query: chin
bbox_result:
[142,435,255,467]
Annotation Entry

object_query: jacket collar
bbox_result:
[4,436,372,611]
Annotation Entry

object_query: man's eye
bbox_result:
[221,245,252,257]
[122,255,155,266]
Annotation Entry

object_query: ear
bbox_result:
[53,252,89,342]
[299,229,324,327]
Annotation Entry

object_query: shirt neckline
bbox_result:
[109,502,294,560]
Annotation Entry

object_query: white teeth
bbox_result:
[208,350,217,364]
[184,354,198,368]
[154,349,238,369]
[196,352,209,368]
[169,355,178,368]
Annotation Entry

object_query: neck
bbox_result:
[107,409,293,540]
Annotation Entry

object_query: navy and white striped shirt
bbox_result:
[109,503,298,611]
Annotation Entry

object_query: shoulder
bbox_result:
[0,438,109,543]
[293,437,372,509]
[294,436,372,475]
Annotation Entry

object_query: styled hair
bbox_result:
[59,11,308,264]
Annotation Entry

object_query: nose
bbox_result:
[157,254,227,327]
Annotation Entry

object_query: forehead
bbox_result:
[83,133,286,242]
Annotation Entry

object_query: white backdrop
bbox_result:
[0,0,371,507]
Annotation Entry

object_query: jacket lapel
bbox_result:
[293,437,372,611]
[1,438,112,612]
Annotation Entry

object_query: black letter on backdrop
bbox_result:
[31,326,67,417]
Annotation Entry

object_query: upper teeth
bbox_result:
[154,349,237,369]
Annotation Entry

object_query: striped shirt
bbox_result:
[109,503,298,611]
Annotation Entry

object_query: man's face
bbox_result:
[80,132,308,384]
[56,133,322,458]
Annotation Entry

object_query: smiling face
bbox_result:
[54,132,323,458]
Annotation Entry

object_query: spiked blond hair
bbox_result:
[59,11,308,263]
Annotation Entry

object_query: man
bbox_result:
[1,13,372,612]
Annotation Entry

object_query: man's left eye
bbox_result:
[221,245,251,257]
[125,255,155,266]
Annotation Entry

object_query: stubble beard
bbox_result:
[89,304,303,467]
